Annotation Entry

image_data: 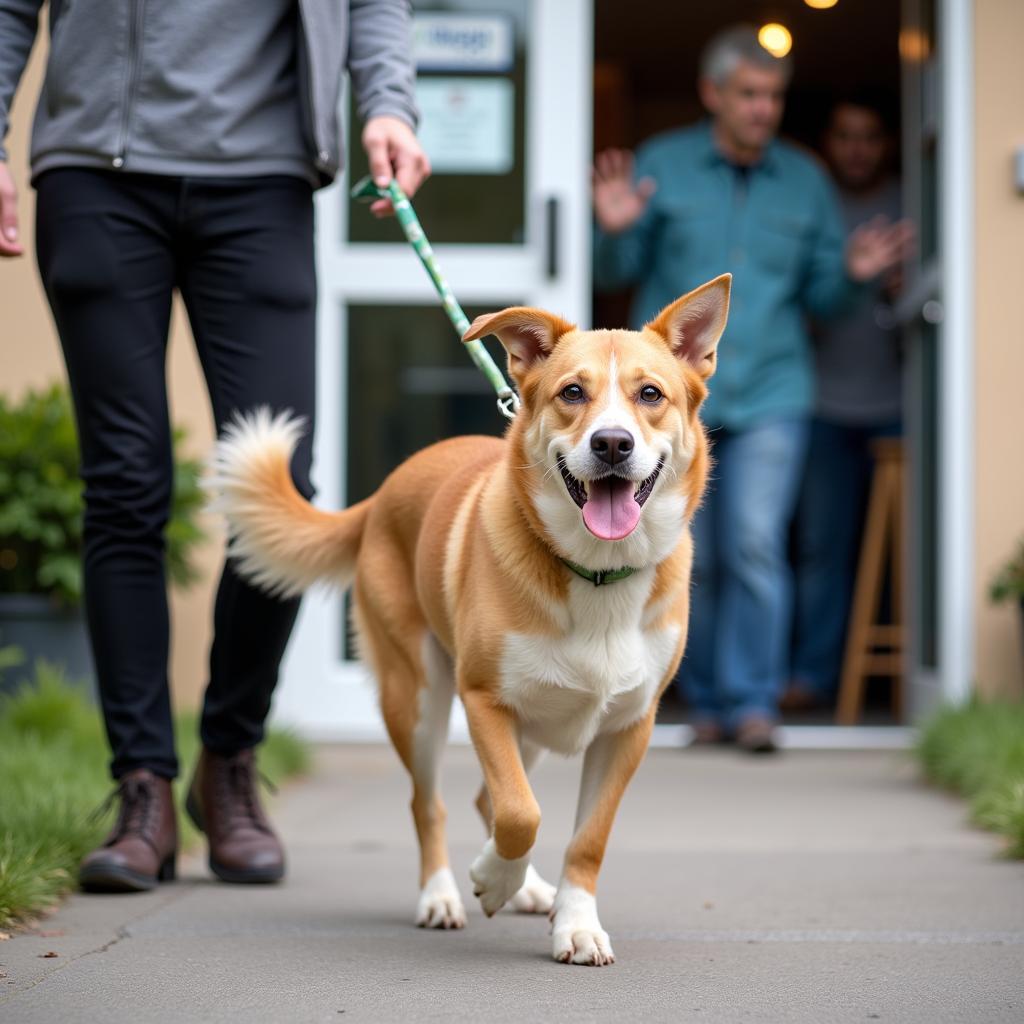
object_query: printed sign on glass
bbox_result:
[413,13,515,72]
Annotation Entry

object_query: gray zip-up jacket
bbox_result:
[0,0,418,185]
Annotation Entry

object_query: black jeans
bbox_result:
[35,169,317,780]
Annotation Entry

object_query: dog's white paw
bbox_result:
[551,885,615,966]
[469,838,529,917]
[415,868,467,930]
[508,863,557,914]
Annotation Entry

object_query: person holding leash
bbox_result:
[591,25,912,752]
[0,0,428,890]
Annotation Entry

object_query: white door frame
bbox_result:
[936,0,974,707]
[904,0,975,717]
[271,0,593,741]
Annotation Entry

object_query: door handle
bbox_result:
[885,262,941,328]
[545,196,559,280]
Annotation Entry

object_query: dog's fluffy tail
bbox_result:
[208,408,370,598]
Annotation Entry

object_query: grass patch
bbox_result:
[916,699,1024,857]
[0,661,310,928]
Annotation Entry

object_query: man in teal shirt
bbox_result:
[593,25,910,751]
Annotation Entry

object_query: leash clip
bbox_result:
[496,388,521,421]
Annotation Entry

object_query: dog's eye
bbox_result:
[560,383,586,403]
[639,385,663,404]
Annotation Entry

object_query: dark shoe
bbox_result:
[186,747,284,884]
[736,716,779,755]
[79,769,178,893]
[690,720,728,746]
[779,684,824,713]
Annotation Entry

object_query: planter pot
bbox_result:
[0,593,97,700]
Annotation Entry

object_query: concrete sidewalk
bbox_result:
[2,745,1022,1023]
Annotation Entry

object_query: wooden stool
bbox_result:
[835,438,905,725]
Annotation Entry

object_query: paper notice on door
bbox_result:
[415,77,514,176]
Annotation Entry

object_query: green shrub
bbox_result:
[0,384,207,605]
[917,699,1024,857]
[973,779,1024,858]
[989,537,1024,604]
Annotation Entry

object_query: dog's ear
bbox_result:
[463,307,576,374]
[645,274,731,380]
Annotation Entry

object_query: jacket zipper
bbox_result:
[44,0,72,118]
[296,0,328,168]
[113,0,146,168]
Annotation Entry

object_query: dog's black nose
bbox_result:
[591,428,634,466]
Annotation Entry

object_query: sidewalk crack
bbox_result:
[0,881,200,1005]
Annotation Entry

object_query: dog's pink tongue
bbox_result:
[582,476,641,540]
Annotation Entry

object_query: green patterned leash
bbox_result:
[351,176,520,421]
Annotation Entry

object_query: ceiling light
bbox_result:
[899,27,931,62]
[758,23,792,58]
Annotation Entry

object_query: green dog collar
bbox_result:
[561,559,639,587]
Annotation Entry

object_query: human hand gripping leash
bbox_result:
[351,176,521,421]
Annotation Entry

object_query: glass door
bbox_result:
[274,0,593,738]
[899,0,974,719]
[900,0,941,718]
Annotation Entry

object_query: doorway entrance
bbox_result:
[270,0,971,746]
[593,1,919,739]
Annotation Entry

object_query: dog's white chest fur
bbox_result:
[498,574,679,755]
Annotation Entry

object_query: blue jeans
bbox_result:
[678,418,809,730]
[789,418,902,701]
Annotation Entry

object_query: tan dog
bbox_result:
[209,273,730,965]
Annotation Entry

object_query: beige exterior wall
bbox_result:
[1,38,220,710]
[972,0,1024,698]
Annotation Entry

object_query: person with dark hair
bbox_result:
[0,0,429,892]
[591,26,912,753]
[785,97,908,712]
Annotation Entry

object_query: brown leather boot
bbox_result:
[690,720,728,746]
[79,769,178,892]
[185,747,285,884]
[736,715,780,754]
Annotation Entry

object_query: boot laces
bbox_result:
[217,753,276,833]
[90,774,157,842]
